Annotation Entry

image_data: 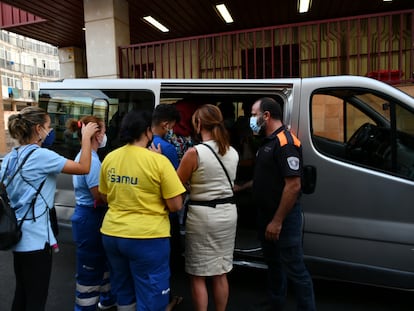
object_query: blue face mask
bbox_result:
[164,128,174,141]
[41,128,55,147]
[249,116,262,134]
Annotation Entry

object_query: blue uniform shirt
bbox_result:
[0,144,66,252]
[73,150,101,206]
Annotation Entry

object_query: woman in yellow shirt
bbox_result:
[99,109,185,311]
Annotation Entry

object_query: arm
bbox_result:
[265,176,301,241]
[62,122,99,174]
[90,186,106,204]
[100,193,108,204]
[165,194,183,212]
[176,147,198,184]
[233,179,253,192]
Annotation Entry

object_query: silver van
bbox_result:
[37,76,414,291]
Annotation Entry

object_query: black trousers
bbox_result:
[12,245,52,311]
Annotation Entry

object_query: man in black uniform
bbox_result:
[250,97,316,311]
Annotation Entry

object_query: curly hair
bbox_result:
[120,110,153,144]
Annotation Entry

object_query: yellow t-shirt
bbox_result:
[99,144,186,239]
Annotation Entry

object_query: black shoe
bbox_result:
[248,299,276,311]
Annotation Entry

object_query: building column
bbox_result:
[58,47,87,79]
[83,0,130,79]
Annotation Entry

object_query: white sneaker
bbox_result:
[97,302,117,310]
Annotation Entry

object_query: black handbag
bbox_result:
[0,149,35,250]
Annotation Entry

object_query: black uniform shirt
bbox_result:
[252,125,303,222]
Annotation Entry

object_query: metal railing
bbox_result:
[119,9,414,84]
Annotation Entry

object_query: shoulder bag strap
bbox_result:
[4,148,36,187]
[5,148,37,224]
[200,143,234,193]
[27,178,47,222]
[0,159,9,184]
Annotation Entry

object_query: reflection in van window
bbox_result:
[38,89,155,159]
[311,89,414,180]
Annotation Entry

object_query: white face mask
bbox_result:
[98,134,107,148]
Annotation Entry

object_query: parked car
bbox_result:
[33,76,413,291]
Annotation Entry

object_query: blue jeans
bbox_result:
[259,204,316,311]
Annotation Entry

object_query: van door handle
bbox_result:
[302,165,316,194]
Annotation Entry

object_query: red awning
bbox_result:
[0,1,45,28]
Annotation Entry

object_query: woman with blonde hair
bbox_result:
[177,104,239,311]
[0,106,98,311]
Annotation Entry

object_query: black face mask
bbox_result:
[146,132,153,148]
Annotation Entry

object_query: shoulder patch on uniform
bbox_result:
[287,156,300,170]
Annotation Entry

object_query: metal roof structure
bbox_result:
[1,0,414,48]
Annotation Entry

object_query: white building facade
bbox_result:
[0,30,60,111]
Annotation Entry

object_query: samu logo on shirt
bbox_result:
[107,168,138,185]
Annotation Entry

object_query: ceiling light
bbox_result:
[383,0,392,2]
[143,16,169,32]
[298,0,312,13]
[215,4,234,24]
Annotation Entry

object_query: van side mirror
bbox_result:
[302,165,316,194]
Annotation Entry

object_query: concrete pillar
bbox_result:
[58,47,87,78]
[83,0,130,78]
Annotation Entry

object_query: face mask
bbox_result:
[99,134,107,149]
[249,116,262,134]
[164,128,174,141]
[41,128,55,147]
[146,132,153,148]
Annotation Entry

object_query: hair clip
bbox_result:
[77,121,82,128]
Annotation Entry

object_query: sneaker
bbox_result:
[97,302,117,310]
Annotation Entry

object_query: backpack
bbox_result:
[0,149,35,250]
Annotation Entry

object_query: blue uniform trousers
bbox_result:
[72,205,116,311]
[102,235,171,311]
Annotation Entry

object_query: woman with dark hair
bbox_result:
[0,106,98,311]
[99,109,186,311]
[177,104,239,311]
[67,116,116,311]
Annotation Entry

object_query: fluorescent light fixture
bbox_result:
[298,0,312,13]
[215,4,234,24]
[143,16,169,32]
[383,0,392,2]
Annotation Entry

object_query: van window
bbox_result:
[311,89,414,181]
[38,89,155,159]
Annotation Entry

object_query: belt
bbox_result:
[188,196,235,208]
